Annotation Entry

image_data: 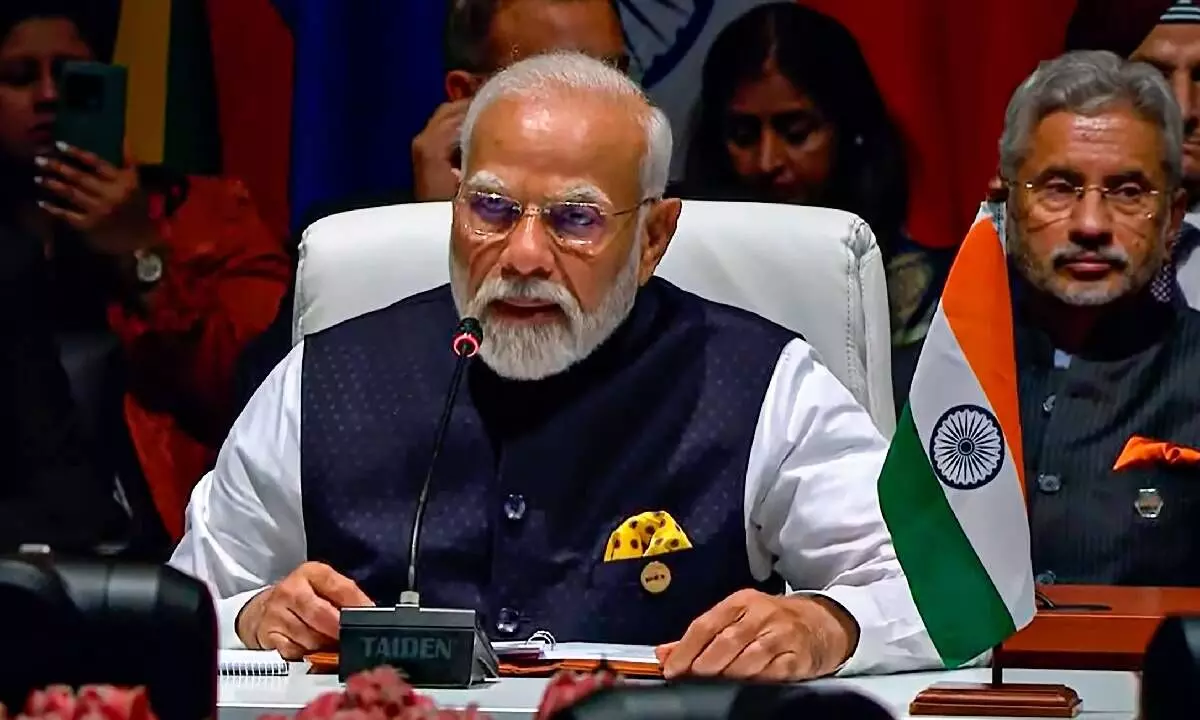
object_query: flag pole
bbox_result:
[990,645,1004,686]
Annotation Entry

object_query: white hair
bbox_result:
[459,51,673,199]
[1000,50,1183,188]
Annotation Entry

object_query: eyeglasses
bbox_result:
[1013,179,1162,219]
[455,190,655,255]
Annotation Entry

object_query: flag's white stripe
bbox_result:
[909,305,1036,627]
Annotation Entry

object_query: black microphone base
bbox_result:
[339,604,499,687]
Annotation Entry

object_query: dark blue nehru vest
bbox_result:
[300,278,797,644]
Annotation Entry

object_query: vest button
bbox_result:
[1036,473,1061,494]
[495,607,519,635]
[503,493,527,521]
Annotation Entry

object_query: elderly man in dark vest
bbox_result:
[998,50,1200,587]
[170,52,939,681]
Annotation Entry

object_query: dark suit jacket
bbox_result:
[0,226,125,552]
[1019,289,1200,587]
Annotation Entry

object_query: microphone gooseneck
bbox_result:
[402,317,483,606]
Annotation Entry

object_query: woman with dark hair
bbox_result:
[682,2,952,407]
[0,0,290,550]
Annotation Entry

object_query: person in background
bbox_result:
[1000,51,1200,586]
[0,1,291,548]
[1047,0,1200,307]
[679,2,948,410]
[233,0,627,415]
[1130,1,1200,305]
[0,222,126,554]
[172,52,938,678]
[412,0,627,201]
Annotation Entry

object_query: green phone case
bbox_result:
[53,61,127,167]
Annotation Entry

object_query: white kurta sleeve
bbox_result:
[169,342,308,648]
[744,338,940,675]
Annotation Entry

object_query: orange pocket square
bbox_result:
[1113,436,1200,472]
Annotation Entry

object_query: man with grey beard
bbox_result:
[169,52,941,680]
[998,51,1200,588]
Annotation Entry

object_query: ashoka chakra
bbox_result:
[929,404,1005,489]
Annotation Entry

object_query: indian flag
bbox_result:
[878,201,1036,668]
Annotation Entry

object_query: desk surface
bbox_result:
[217,665,1138,720]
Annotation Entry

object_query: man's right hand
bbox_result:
[236,562,374,660]
[411,99,472,201]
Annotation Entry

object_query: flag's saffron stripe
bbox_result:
[939,216,1026,490]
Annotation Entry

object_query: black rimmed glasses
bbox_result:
[456,190,656,255]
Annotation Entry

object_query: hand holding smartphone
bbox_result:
[53,60,127,167]
[38,61,157,259]
[40,60,128,215]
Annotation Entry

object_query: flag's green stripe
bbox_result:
[878,405,1016,668]
[164,0,222,173]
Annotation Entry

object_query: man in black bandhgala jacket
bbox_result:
[999,51,1200,587]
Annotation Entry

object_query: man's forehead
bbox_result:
[1027,109,1165,171]
[465,92,645,196]
[1135,23,1200,63]
[471,91,644,148]
[489,0,623,64]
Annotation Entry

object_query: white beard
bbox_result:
[450,244,641,381]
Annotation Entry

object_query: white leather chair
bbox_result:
[294,201,896,436]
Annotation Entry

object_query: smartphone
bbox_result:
[53,61,127,167]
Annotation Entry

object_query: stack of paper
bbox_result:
[493,641,658,665]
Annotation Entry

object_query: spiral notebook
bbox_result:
[218,649,291,676]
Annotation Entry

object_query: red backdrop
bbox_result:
[802,0,1079,248]
[208,0,293,238]
[207,0,1080,248]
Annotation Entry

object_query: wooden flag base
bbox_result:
[909,649,1081,717]
[910,682,1081,717]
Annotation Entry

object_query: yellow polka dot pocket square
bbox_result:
[603,511,693,561]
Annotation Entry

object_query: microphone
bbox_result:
[451,317,483,358]
[403,316,482,603]
[340,317,498,688]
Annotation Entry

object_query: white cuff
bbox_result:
[806,584,883,677]
[218,588,266,649]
